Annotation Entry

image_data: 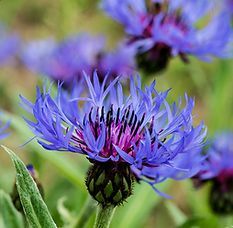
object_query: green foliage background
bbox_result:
[0,0,233,227]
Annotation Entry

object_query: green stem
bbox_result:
[94,205,116,228]
[74,197,96,228]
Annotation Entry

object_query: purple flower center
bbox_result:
[138,2,189,39]
[72,105,146,161]
[132,2,190,73]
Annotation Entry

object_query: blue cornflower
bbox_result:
[0,116,10,140]
[99,42,136,78]
[101,0,233,73]
[197,132,233,180]
[224,0,233,15]
[22,73,206,203]
[21,34,136,83]
[193,132,233,214]
[21,34,104,81]
[0,24,20,65]
[21,38,57,76]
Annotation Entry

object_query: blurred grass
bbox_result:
[0,0,232,227]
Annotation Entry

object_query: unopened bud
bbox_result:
[86,162,134,206]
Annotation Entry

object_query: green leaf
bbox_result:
[1,145,57,228]
[0,190,24,228]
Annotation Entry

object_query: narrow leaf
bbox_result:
[0,190,24,228]
[1,145,57,228]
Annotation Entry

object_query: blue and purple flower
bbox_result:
[21,34,136,84]
[21,72,206,202]
[0,25,20,66]
[194,132,233,214]
[101,0,233,73]
[0,116,10,140]
[224,0,233,16]
[99,42,136,78]
[21,34,104,81]
[20,38,57,77]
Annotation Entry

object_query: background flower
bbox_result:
[197,132,233,180]
[0,24,20,66]
[194,132,233,214]
[224,0,233,15]
[0,115,10,140]
[21,34,136,84]
[102,0,233,73]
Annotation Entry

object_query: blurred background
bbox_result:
[0,0,233,227]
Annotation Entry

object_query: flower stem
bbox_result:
[94,205,116,228]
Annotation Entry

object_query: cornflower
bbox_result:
[193,132,233,215]
[22,72,206,206]
[102,0,233,73]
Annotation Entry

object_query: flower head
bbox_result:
[0,24,20,65]
[21,38,57,76]
[99,42,136,78]
[21,34,135,84]
[224,0,233,15]
[0,116,10,140]
[22,72,206,201]
[197,132,233,180]
[21,34,104,81]
[193,132,233,214]
[101,0,233,73]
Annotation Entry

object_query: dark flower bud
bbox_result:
[209,172,233,215]
[136,43,171,74]
[86,162,134,207]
